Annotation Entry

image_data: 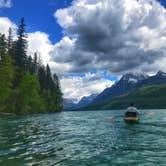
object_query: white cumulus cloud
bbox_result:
[52,0,166,74]
[60,72,115,100]
[27,32,53,65]
[0,17,16,36]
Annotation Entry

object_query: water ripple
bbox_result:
[0,110,166,165]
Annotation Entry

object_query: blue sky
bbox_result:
[159,0,166,7]
[0,0,73,43]
[0,0,166,99]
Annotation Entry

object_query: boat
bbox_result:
[124,106,139,123]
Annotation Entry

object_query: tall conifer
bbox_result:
[14,17,27,70]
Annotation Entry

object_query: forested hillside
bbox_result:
[0,18,62,114]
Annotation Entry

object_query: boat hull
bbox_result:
[124,117,139,123]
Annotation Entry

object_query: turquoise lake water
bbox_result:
[1,110,166,166]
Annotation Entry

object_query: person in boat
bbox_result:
[124,102,140,121]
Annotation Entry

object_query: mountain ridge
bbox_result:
[89,83,166,110]
[84,71,166,110]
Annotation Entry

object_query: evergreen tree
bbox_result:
[38,65,46,91]
[0,34,7,60]
[14,17,27,70]
[53,73,59,89]
[27,56,33,73]
[0,18,63,114]
[0,55,14,112]
[33,52,38,73]
[18,72,46,113]
[7,28,15,59]
[53,73,63,111]
[7,28,13,51]
[46,64,53,89]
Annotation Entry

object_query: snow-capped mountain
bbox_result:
[137,71,166,87]
[89,71,166,107]
[121,72,149,83]
[64,71,166,110]
[156,71,166,77]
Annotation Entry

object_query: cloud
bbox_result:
[26,32,116,99]
[2,0,166,101]
[60,72,114,100]
[0,0,12,8]
[27,32,53,65]
[0,17,16,36]
[27,32,75,76]
[52,0,166,74]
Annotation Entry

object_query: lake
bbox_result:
[0,110,166,166]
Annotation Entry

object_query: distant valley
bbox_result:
[63,94,98,111]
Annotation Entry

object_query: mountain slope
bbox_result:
[137,71,166,87]
[88,71,166,108]
[90,72,149,105]
[76,94,98,108]
[88,84,166,110]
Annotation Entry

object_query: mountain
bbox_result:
[91,83,166,110]
[137,71,166,87]
[86,71,166,110]
[90,72,149,106]
[76,94,98,109]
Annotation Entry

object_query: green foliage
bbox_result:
[0,18,63,114]
[0,56,14,112]
[38,65,63,112]
[18,73,46,113]
[0,34,7,59]
[14,17,27,71]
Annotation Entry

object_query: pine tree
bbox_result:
[0,34,7,60]
[33,52,38,73]
[53,73,59,89]
[18,72,46,113]
[53,73,63,111]
[38,65,46,91]
[46,64,52,89]
[0,18,63,114]
[0,55,14,112]
[7,28,13,50]
[27,56,33,73]
[14,17,27,70]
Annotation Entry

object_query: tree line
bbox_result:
[0,18,63,114]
